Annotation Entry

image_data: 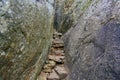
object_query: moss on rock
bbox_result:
[0,0,54,80]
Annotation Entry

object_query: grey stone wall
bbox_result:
[0,0,54,80]
[63,0,120,80]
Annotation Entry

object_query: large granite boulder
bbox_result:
[0,0,54,80]
[54,0,94,33]
[62,0,120,80]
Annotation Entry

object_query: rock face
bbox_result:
[0,0,54,80]
[60,0,120,80]
[54,0,94,33]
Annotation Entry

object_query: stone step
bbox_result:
[52,44,64,48]
[43,61,56,73]
[53,32,62,36]
[50,50,64,56]
[55,65,68,79]
[47,70,60,80]
[48,55,65,63]
[38,71,48,80]
[53,32,62,39]
[52,38,64,44]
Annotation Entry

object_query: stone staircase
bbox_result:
[37,31,68,80]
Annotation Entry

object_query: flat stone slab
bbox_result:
[47,70,60,80]
[48,55,65,63]
[50,50,64,56]
[43,61,56,73]
[38,71,48,80]
[55,65,68,79]
[53,39,64,44]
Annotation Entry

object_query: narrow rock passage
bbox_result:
[38,30,68,80]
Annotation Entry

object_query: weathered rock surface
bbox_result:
[0,0,54,80]
[55,65,68,79]
[38,71,48,80]
[47,70,60,80]
[48,54,65,63]
[60,0,120,80]
[54,0,94,33]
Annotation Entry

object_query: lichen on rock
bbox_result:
[0,0,54,80]
[62,0,120,80]
[54,0,96,33]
